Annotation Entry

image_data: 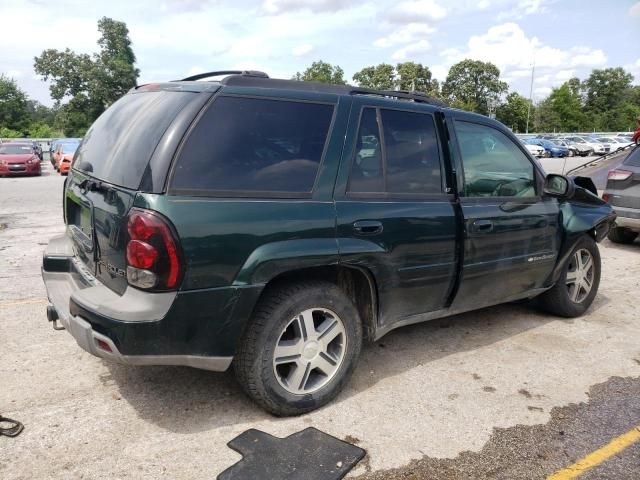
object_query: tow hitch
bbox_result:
[46,304,65,331]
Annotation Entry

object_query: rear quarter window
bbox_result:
[623,147,640,167]
[170,96,335,196]
[73,91,196,189]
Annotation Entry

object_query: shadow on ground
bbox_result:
[100,295,613,434]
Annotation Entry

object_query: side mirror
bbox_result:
[544,174,573,198]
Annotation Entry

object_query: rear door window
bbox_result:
[171,96,335,195]
[73,91,196,189]
[347,107,443,195]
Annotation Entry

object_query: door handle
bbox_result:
[353,220,383,235]
[472,219,494,233]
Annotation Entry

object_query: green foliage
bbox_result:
[34,17,139,134]
[27,122,59,138]
[496,92,531,133]
[535,83,586,133]
[352,63,395,90]
[0,74,30,133]
[582,68,638,131]
[0,127,23,138]
[293,61,346,85]
[395,62,439,96]
[442,59,508,115]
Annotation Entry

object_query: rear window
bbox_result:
[73,91,196,189]
[623,147,640,167]
[171,96,335,195]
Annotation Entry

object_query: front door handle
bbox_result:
[472,219,494,233]
[353,220,383,235]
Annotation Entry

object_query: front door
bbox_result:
[334,100,458,327]
[449,117,560,310]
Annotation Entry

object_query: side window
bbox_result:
[381,109,442,194]
[348,108,384,193]
[171,96,334,194]
[347,107,443,195]
[455,121,536,198]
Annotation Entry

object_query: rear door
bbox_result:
[448,115,560,309]
[65,89,199,294]
[335,98,458,327]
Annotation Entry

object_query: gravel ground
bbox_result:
[1,159,640,479]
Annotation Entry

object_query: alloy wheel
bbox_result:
[272,308,347,395]
[565,249,595,304]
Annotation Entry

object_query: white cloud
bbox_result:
[625,58,640,82]
[292,44,314,56]
[262,0,351,14]
[630,2,640,16]
[534,85,552,98]
[431,64,448,81]
[374,23,435,48]
[392,40,431,60]
[569,47,607,67]
[497,0,551,20]
[555,69,575,81]
[386,0,447,24]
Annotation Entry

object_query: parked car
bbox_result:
[552,139,578,157]
[529,138,570,157]
[557,137,593,157]
[0,142,42,176]
[595,137,633,151]
[588,137,614,154]
[56,143,79,175]
[521,139,545,157]
[564,136,605,155]
[41,71,616,416]
[53,141,80,171]
[603,146,640,244]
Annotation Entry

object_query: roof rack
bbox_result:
[180,70,269,82]
[350,88,446,107]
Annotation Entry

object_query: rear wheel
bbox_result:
[608,226,638,244]
[568,149,575,157]
[234,281,363,416]
[535,235,600,318]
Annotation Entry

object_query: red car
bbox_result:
[54,142,79,175]
[0,143,42,177]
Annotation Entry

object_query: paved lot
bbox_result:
[1,159,639,479]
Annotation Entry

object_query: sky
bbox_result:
[1,0,639,107]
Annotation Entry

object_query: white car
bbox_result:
[564,136,605,155]
[523,142,545,157]
[596,136,633,151]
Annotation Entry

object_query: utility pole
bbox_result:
[525,60,535,134]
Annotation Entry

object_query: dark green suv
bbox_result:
[42,71,616,415]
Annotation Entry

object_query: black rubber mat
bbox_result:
[218,427,366,480]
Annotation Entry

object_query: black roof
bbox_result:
[175,70,447,107]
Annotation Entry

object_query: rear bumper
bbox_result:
[42,234,261,371]
[614,206,640,230]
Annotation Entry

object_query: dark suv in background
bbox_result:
[42,71,615,415]
[603,146,640,244]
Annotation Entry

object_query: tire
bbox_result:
[234,280,363,416]
[544,150,551,158]
[535,235,601,318]
[608,226,638,244]
[568,149,574,157]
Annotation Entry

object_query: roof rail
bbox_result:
[350,88,446,107]
[180,70,269,82]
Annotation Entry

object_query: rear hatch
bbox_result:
[605,147,640,211]
[64,89,198,294]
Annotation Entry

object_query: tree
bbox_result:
[441,59,508,115]
[34,17,139,133]
[582,68,638,131]
[352,63,395,90]
[535,82,585,133]
[395,62,439,96]
[0,74,29,134]
[496,92,530,133]
[293,61,346,85]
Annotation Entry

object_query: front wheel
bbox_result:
[234,281,363,416]
[535,236,601,318]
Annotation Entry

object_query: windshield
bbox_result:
[61,144,78,154]
[0,145,34,155]
[73,90,196,189]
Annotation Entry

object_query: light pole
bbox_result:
[525,60,535,134]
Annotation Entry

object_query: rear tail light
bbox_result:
[126,208,183,290]
[602,193,610,202]
[607,169,632,181]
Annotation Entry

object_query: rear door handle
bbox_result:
[472,219,494,233]
[353,220,383,235]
